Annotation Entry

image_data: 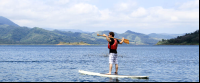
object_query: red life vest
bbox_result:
[108,39,118,50]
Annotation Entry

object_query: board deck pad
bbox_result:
[79,70,149,79]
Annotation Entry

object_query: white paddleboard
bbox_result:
[79,70,149,79]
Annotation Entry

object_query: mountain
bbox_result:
[148,33,184,40]
[0,16,19,27]
[58,29,92,33]
[121,30,159,45]
[0,24,160,45]
[156,30,199,45]
[43,28,92,33]
[0,25,106,44]
[92,30,159,45]
[0,16,189,45]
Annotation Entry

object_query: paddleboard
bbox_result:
[79,70,149,79]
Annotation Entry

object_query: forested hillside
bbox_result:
[0,25,160,45]
[156,30,199,45]
[0,25,105,44]
[0,16,171,45]
[0,16,198,45]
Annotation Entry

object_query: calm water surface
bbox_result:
[0,45,199,82]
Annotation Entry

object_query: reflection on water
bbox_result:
[109,77,120,82]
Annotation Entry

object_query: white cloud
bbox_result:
[54,0,70,5]
[99,9,112,20]
[116,3,129,11]
[0,0,199,34]
[170,16,179,21]
[131,7,147,17]
[147,6,199,23]
[179,0,199,9]
[67,3,99,14]
[114,1,137,12]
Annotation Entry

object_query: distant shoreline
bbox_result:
[0,43,103,45]
[56,42,95,45]
[0,44,199,46]
[0,44,99,45]
[156,43,199,45]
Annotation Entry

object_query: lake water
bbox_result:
[0,45,199,82]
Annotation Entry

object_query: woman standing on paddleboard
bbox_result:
[103,32,124,75]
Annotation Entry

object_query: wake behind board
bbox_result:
[79,70,149,79]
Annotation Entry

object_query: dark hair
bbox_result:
[109,32,115,37]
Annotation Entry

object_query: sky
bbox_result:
[0,0,199,34]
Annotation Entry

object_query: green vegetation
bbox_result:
[94,30,159,45]
[0,25,106,45]
[1,24,198,45]
[0,25,161,45]
[156,30,199,45]
[0,16,198,45]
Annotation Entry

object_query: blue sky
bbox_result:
[0,0,199,34]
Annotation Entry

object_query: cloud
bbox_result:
[67,3,99,15]
[179,0,199,9]
[0,0,199,34]
[99,9,112,20]
[54,0,70,5]
[131,7,147,17]
[113,1,137,12]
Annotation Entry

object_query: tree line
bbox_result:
[157,30,199,45]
